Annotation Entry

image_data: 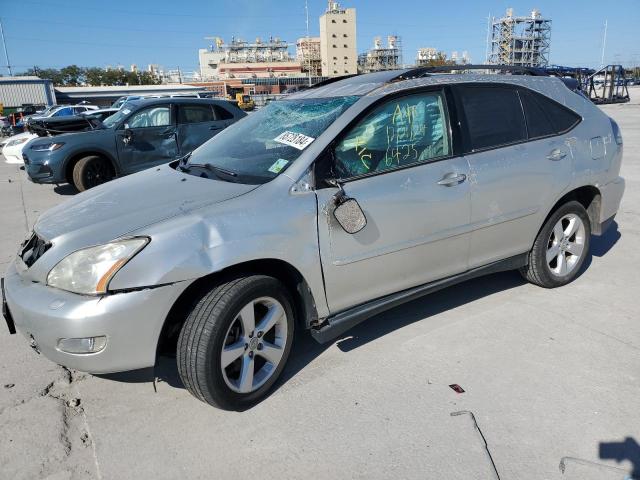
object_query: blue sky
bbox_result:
[1,0,638,75]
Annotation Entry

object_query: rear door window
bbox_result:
[458,86,527,151]
[518,89,556,139]
[178,104,215,124]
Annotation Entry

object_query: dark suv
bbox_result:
[23,98,246,191]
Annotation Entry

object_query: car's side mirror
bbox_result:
[123,128,133,145]
[333,192,367,234]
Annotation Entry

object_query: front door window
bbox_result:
[334,92,450,179]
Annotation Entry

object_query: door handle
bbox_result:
[209,125,223,131]
[159,129,176,138]
[546,149,567,161]
[437,173,467,186]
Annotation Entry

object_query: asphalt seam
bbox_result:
[17,165,30,234]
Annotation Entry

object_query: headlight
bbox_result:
[7,137,29,147]
[47,238,149,295]
[31,142,65,152]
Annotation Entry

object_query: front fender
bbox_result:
[108,182,329,317]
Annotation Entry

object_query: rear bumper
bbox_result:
[3,260,190,373]
[596,176,625,234]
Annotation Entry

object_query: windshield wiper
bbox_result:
[176,153,239,179]
[187,163,238,177]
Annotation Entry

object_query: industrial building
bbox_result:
[198,37,302,80]
[488,8,552,67]
[416,48,439,66]
[0,76,56,113]
[357,36,402,73]
[296,37,322,77]
[319,2,357,77]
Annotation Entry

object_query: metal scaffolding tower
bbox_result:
[357,35,403,73]
[488,8,551,67]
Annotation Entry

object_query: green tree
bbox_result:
[59,65,84,86]
[85,67,105,86]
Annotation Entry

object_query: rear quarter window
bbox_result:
[519,89,581,138]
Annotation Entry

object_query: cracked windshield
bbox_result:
[187,96,359,182]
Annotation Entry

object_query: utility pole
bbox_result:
[485,13,492,64]
[600,20,608,67]
[0,18,13,76]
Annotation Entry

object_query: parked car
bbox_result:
[111,96,145,109]
[2,132,38,164]
[23,98,246,191]
[27,109,119,137]
[2,70,625,410]
[25,104,99,123]
[111,93,205,109]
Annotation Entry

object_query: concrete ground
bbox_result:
[1,90,639,480]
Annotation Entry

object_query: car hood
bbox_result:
[34,163,259,246]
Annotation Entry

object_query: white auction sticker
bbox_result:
[273,131,315,150]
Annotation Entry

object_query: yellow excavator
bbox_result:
[235,93,255,111]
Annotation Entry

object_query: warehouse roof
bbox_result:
[0,76,51,82]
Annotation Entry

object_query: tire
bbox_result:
[177,275,295,410]
[72,155,114,191]
[520,200,591,288]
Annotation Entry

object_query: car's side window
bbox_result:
[458,86,527,151]
[334,91,450,179]
[178,104,215,124]
[54,107,73,117]
[213,105,234,120]
[519,89,581,137]
[127,106,171,128]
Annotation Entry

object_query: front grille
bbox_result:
[22,153,30,166]
[19,232,51,268]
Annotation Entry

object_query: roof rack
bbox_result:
[301,74,358,90]
[394,64,549,81]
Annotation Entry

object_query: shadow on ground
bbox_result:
[53,184,78,196]
[97,223,622,406]
[599,437,640,478]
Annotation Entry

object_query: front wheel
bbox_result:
[72,155,114,191]
[520,200,591,288]
[177,275,295,410]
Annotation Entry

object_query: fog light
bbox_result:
[57,336,107,354]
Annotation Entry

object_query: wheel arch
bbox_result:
[64,150,119,184]
[538,185,602,239]
[156,258,320,358]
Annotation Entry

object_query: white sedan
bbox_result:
[2,132,37,164]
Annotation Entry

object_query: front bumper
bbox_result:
[2,260,190,373]
[23,153,58,183]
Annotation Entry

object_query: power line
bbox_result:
[0,18,12,75]
[15,1,305,20]
[0,16,307,36]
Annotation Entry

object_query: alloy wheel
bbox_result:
[546,213,586,277]
[220,297,288,394]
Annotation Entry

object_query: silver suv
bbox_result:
[2,70,625,410]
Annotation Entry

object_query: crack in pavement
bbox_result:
[16,165,30,234]
[34,366,102,479]
[451,410,501,480]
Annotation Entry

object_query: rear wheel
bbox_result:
[520,201,591,288]
[72,155,114,191]
[177,275,295,410]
